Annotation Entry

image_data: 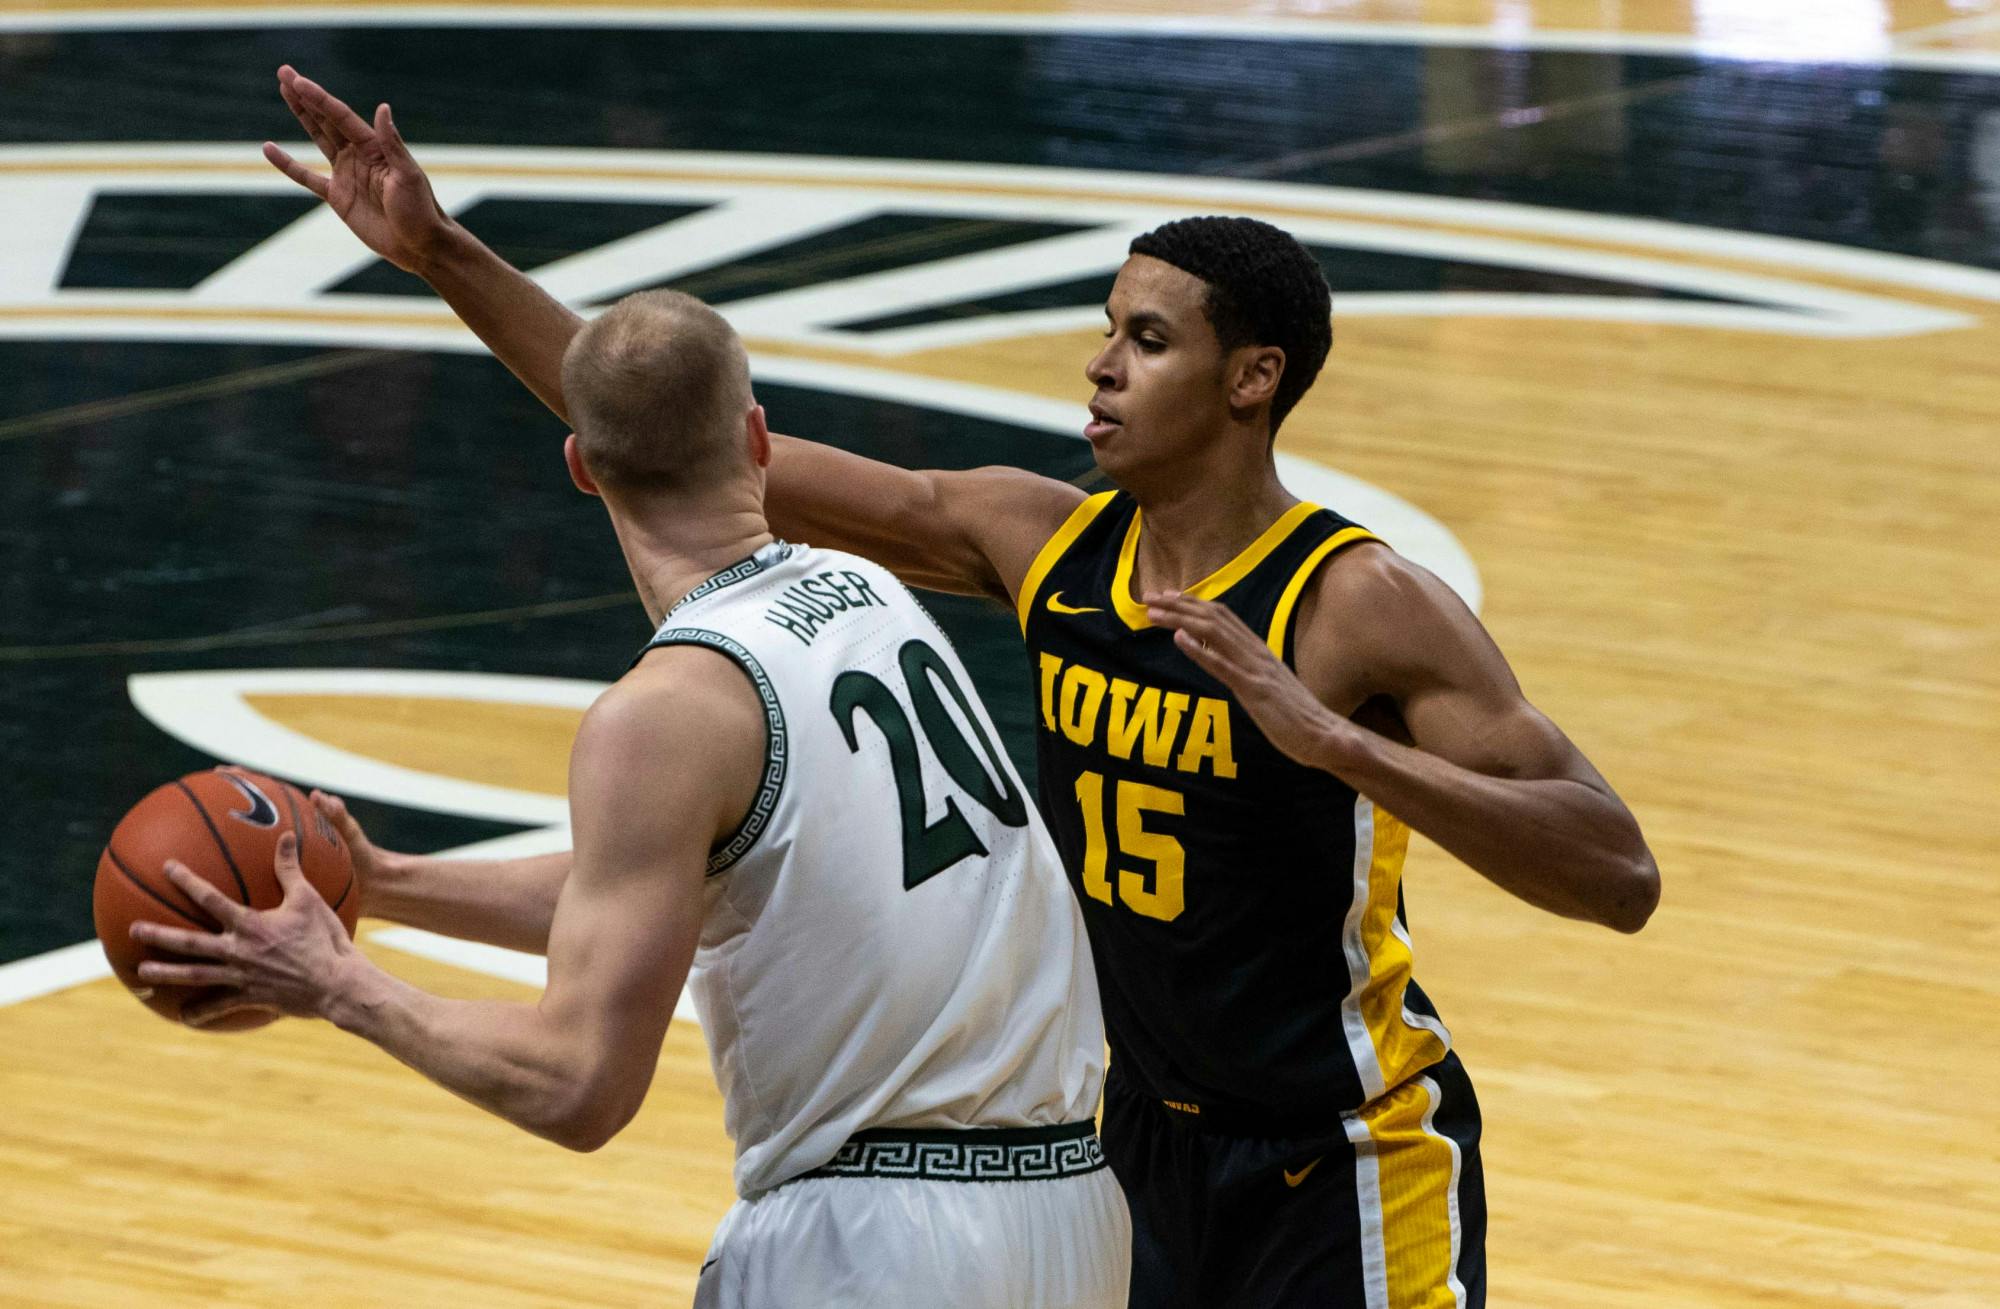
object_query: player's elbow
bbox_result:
[1601,851,1661,934]
[540,1063,650,1153]
[542,1094,634,1153]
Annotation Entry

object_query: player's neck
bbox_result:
[1127,464,1296,596]
[611,498,776,625]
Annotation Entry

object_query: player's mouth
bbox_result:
[1084,402,1121,444]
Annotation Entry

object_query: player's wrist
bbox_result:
[407,218,476,281]
[1311,712,1374,776]
[353,848,419,921]
[318,952,388,1032]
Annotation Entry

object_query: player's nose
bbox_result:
[1084,341,1119,390]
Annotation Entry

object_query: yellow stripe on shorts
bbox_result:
[1357,1074,1466,1309]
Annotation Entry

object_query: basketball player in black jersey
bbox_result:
[265,67,1661,1308]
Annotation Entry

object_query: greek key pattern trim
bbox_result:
[641,627,788,877]
[665,544,791,618]
[800,1123,1106,1184]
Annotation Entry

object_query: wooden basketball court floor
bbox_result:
[2,2,1998,1305]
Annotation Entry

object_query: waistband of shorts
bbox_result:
[1108,1070,1351,1137]
[795,1120,1107,1184]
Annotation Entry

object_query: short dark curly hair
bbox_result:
[1128,216,1332,435]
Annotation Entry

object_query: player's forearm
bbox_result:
[1318,726,1660,932]
[414,223,584,423]
[322,958,615,1150]
[364,850,572,955]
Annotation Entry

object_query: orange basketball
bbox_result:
[93,766,359,1031]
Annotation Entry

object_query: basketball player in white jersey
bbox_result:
[128,290,1131,1308]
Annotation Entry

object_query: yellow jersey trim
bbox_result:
[1263,526,1382,657]
[1111,500,1325,632]
[1016,491,1117,632]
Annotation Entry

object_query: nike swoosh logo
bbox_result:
[1283,1157,1323,1188]
[1046,591,1103,615]
[218,770,279,829]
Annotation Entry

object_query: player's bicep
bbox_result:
[766,434,1082,600]
[1316,549,1608,789]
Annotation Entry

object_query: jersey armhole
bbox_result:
[644,627,789,878]
[1264,527,1383,664]
[1014,491,1117,633]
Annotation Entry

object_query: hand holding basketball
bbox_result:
[93,767,360,1031]
[132,833,365,1028]
[310,788,395,916]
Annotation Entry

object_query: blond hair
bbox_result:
[561,290,754,492]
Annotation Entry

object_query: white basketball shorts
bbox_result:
[694,1124,1131,1308]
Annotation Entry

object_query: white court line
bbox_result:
[0,7,1993,72]
[0,941,116,1007]
[126,670,593,825]
[531,193,881,305]
[0,181,95,301]
[192,181,486,302]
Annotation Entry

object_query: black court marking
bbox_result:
[629,213,1094,305]
[173,778,252,906]
[330,198,713,296]
[59,191,320,290]
[105,846,211,930]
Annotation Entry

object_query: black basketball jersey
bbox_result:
[1018,490,1453,1126]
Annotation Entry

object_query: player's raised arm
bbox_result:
[268,66,582,418]
[1146,548,1661,933]
[268,66,1082,599]
[131,651,761,1151]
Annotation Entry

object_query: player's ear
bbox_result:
[1229,345,1285,412]
[744,404,772,469]
[564,433,602,497]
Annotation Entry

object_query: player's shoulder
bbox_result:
[1292,539,1480,691]
[588,645,766,751]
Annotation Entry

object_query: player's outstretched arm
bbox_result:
[1146,551,1661,933]
[267,65,582,418]
[767,435,1086,602]
[131,650,762,1150]
[268,68,1087,598]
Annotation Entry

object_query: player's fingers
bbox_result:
[291,73,374,143]
[160,861,251,925]
[277,73,345,158]
[130,919,236,959]
[262,142,332,199]
[276,78,335,156]
[1150,592,1257,644]
[136,959,242,988]
[272,832,311,898]
[1168,621,1260,684]
[379,102,417,166]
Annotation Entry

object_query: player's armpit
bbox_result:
[765,434,1085,602]
[531,650,766,1150]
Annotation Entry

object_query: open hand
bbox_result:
[132,833,364,1027]
[265,64,455,272]
[1144,590,1357,771]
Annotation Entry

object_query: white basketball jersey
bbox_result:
[641,542,1105,1197]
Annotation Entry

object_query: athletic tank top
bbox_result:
[639,542,1104,1195]
[1018,492,1451,1125]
